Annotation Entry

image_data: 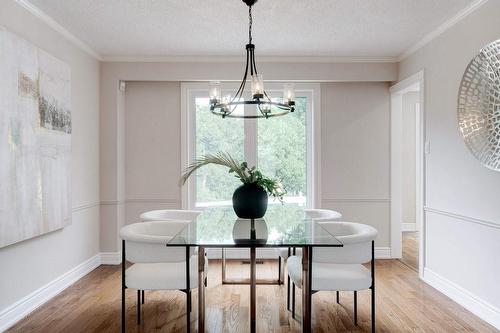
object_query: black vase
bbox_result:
[232,183,268,219]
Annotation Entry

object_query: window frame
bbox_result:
[181,82,321,210]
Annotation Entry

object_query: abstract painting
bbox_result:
[0,27,71,248]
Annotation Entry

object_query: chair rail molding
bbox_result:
[72,201,100,212]
[124,195,181,204]
[321,194,390,203]
[100,199,122,206]
[424,207,500,230]
[100,196,181,206]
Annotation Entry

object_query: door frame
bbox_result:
[389,70,425,278]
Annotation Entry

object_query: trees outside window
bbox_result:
[184,84,317,209]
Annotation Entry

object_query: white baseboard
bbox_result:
[423,268,500,330]
[0,254,101,332]
[207,247,392,260]
[100,252,121,265]
[375,247,392,259]
[402,223,417,232]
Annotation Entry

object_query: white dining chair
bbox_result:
[280,208,342,312]
[140,209,202,222]
[136,209,202,306]
[286,221,377,332]
[119,220,206,333]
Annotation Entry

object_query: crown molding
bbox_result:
[101,55,399,64]
[397,0,489,61]
[17,0,487,65]
[15,0,102,60]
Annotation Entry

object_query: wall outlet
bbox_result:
[118,81,126,92]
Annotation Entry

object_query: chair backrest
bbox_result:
[140,209,202,222]
[313,222,377,264]
[120,220,192,263]
[304,208,342,221]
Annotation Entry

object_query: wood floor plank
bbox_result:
[401,232,418,271]
[6,259,498,333]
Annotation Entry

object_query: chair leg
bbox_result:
[336,290,340,304]
[121,275,126,332]
[354,290,358,326]
[286,247,291,311]
[371,287,375,333]
[291,247,296,319]
[137,290,141,325]
[278,257,282,285]
[189,290,192,313]
[121,240,126,333]
[186,291,191,331]
[371,240,375,333]
[286,274,290,310]
[185,246,191,332]
[142,290,144,304]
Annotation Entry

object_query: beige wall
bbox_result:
[124,82,182,225]
[398,0,500,327]
[101,61,397,83]
[0,0,100,314]
[321,83,391,247]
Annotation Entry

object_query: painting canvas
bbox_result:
[0,27,71,248]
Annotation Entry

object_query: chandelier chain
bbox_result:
[248,6,253,44]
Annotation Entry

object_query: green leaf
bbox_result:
[179,150,287,204]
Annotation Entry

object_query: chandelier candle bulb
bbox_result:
[209,81,221,104]
[251,74,264,99]
[261,103,271,113]
[222,95,230,110]
[222,95,231,105]
[283,83,296,106]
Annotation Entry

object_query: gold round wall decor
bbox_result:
[457,39,500,171]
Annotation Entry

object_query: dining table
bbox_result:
[167,205,343,333]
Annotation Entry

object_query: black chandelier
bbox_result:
[209,0,295,119]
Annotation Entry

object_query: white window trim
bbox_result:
[180,82,321,210]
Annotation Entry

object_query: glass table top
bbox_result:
[167,205,343,248]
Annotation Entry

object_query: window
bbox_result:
[181,83,320,209]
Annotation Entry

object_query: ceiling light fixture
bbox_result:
[209,0,295,119]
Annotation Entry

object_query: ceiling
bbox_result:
[27,0,476,60]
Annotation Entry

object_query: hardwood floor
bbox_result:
[7,259,498,333]
[401,232,419,271]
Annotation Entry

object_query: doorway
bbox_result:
[390,71,425,277]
